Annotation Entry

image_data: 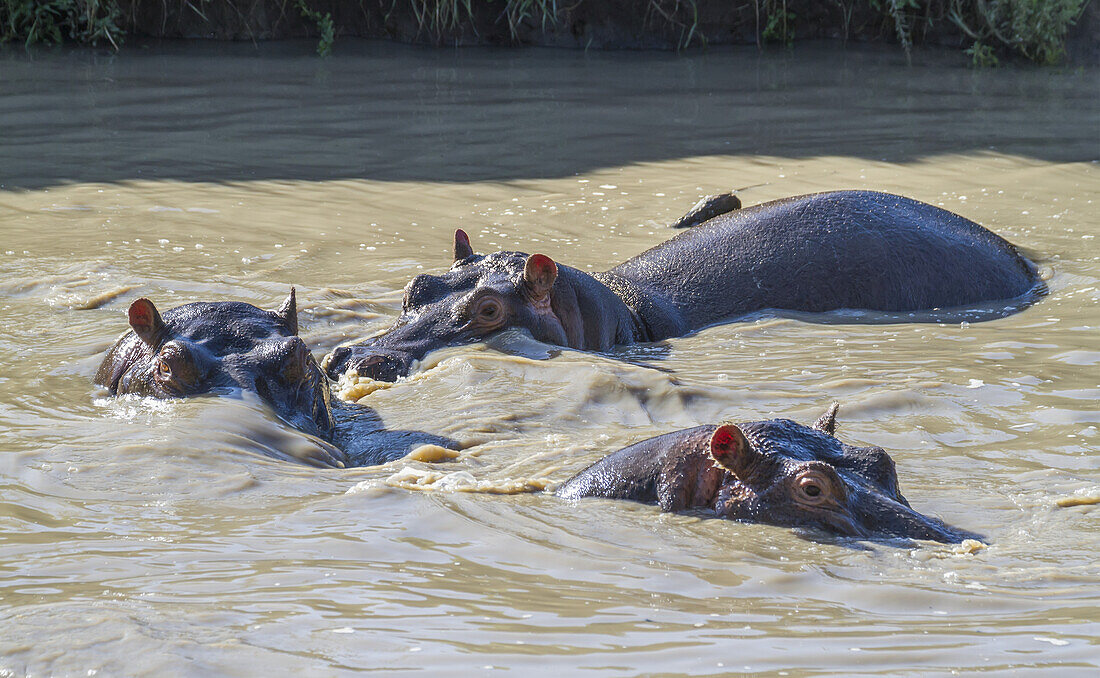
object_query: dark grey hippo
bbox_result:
[95,290,340,465]
[557,404,980,543]
[325,190,1042,381]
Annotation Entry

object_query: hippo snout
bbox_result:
[868,502,983,544]
[323,345,353,380]
[278,336,311,384]
[324,345,414,382]
[224,335,332,437]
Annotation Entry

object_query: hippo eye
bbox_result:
[470,296,505,327]
[796,473,832,505]
[480,302,500,319]
[154,343,202,389]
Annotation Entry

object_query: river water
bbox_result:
[1,41,1098,675]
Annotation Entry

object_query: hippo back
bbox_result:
[556,426,716,503]
[609,190,1040,330]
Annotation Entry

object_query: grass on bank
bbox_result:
[1,0,121,48]
[0,0,1090,66]
[949,0,1089,65]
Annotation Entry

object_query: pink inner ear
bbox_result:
[711,426,736,454]
[710,424,746,465]
[128,299,154,330]
[528,254,557,280]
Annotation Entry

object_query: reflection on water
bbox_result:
[1,42,1098,675]
[1,40,1098,189]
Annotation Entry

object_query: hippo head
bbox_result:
[94,290,334,439]
[326,229,568,381]
[705,406,979,543]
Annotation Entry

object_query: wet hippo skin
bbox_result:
[95,290,339,462]
[325,190,1042,381]
[557,404,980,543]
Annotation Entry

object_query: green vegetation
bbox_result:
[965,39,999,67]
[647,0,703,50]
[296,0,334,56]
[761,0,796,46]
[756,1,1089,64]
[407,0,474,41]
[1,0,122,48]
[950,0,1089,65]
[881,0,917,57]
[504,0,558,34]
[0,0,1090,66]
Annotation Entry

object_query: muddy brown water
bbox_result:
[1,41,1098,675]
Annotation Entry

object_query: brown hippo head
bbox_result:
[325,229,576,381]
[558,404,981,544]
[95,290,334,441]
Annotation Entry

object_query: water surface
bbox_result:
[1,42,1098,676]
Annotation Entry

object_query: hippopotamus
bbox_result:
[668,190,742,229]
[94,290,338,460]
[556,404,979,543]
[325,190,1041,381]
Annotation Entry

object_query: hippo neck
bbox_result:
[591,271,691,342]
[552,265,649,349]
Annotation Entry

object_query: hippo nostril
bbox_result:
[280,337,311,384]
[323,345,360,380]
[323,346,413,381]
[349,352,409,382]
[325,346,350,372]
[282,361,303,384]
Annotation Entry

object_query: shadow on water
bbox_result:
[332,399,460,467]
[251,395,461,469]
[1,40,1097,190]
[97,388,458,469]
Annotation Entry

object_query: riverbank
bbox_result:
[2,1,1096,64]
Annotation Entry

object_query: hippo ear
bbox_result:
[453,228,474,262]
[813,402,840,435]
[275,287,299,335]
[128,298,165,346]
[523,254,558,301]
[709,424,759,478]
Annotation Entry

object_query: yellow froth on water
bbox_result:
[912,538,986,561]
[405,444,462,463]
[342,441,550,495]
[381,466,553,494]
[1055,495,1100,508]
[332,361,434,403]
[72,285,140,310]
[951,539,986,555]
[337,374,393,402]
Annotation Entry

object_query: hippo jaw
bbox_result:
[713,480,977,543]
[841,489,982,543]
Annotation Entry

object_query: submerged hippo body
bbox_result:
[326,190,1041,381]
[95,291,337,454]
[557,405,979,543]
